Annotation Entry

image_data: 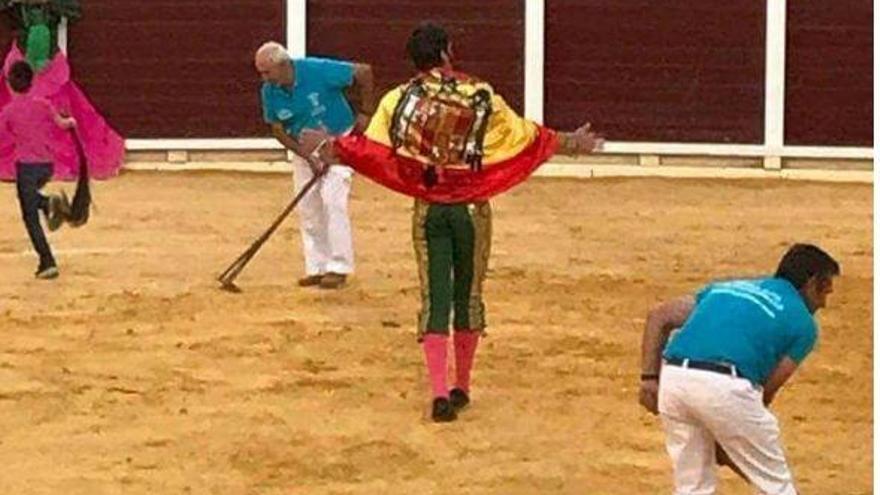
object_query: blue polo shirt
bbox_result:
[663,277,818,385]
[261,57,355,137]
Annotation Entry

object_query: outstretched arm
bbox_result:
[556,122,604,155]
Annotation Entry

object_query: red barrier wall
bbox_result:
[306,0,525,114]
[1,2,870,146]
[545,1,766,143]
[785,1,873,146]
[66,1,284,138]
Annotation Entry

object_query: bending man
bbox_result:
[639,243,840,494]
[254,41,374,289]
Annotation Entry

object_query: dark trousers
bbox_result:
[413,201,492,336]
[16,162,55,269]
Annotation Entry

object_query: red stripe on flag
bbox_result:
[335,127,559,204]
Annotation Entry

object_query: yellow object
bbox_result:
[366,70,539,166]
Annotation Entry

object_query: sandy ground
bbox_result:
[0,171,872,495]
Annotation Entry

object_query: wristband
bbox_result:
[309,138,330,160]
[640,373,659,381]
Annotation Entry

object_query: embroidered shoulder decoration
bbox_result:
[334,69,559,203]
[389,73,493,176]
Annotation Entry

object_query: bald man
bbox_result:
[254,41,375,289]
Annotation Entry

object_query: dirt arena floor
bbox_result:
[0,170,872,494]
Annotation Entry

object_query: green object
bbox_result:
[25,22,51,70]
[416,202,491,334]
[2,0,83,71]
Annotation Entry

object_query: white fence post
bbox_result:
[524,0,545,124]
[287,0,307,58]
[764,0,787,169]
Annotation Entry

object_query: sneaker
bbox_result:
[431,397,457,423]
[449,388,470,411]
[297,274,324,287]
[319,272,347,289]
[35,265,59,279]
[46,194,69,232]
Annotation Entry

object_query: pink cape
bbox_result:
[0,43,124,181]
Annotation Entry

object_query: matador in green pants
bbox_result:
[414,201,491,335]
[303,23,602,422]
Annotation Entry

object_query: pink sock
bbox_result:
[422,334,449,398]
[454,331,480,393]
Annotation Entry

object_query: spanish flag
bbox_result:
[334,69,558,204]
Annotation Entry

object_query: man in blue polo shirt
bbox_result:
[639,243,840,495]
[254,41,375,289]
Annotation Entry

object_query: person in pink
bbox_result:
[1,60,75,279]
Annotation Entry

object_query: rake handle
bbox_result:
[218,168,325,287]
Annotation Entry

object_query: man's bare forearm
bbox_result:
[762,357,799,406]
[641,297,696,375]
[271,124,308,158]
[354,64,376,115]
[346,63,376,119]
[641,311,672,376]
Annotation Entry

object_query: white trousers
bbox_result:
[659,364,797,495]
[292,155,354,276]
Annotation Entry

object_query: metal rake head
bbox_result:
[218,276,243,293]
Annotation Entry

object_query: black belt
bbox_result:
[666,357,738,377]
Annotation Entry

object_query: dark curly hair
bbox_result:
[775,243,840,289]
[406,22,449,71]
